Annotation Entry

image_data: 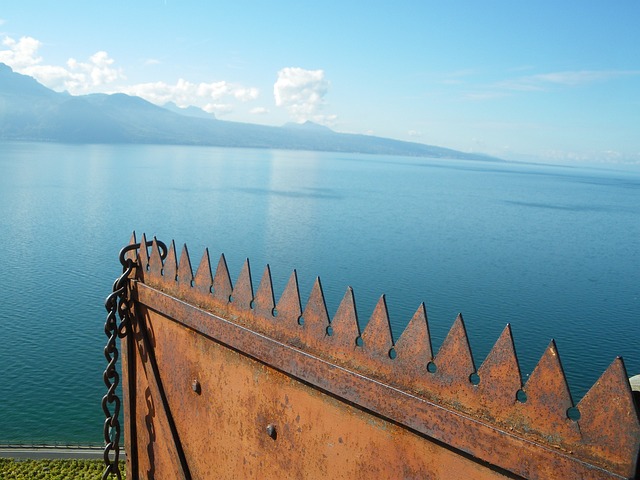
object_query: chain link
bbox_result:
[102,240,166,479]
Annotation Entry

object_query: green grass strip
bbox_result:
[0,458,126,479]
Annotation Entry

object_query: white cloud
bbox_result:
[250,107,269,115]
[122,78,232,107]
[463,69,640,102]
[0,35,125,94]
[233,86,259,101]
[203,103,233,115]
[69,51,122,87]
[122,78,259,114]
[274,67,332,122]
[408,130,422,137]
[0,34,261,113]
[533,70,639,86]
[310,113,338,127]
[143,58,161,66]
[0,36,42,69]
[499,70,640,92]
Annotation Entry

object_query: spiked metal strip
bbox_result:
[162,240,178,282]
[299,278,331,350]
[327,287,362,363]
[212,253,232,304]
[576,358,640,473]
[245,264,282,338]
[138,233,150,271]
[428,314,478,408]
[148,237,164,278]
[177,245,193,285]
[253,265,276,319]
[393,303,433,393]
[275,271,302,326]
[231,259,253,311]
[476,324,523,422]
[133,234,640,478]
[518,340,581,444]
[125,232,138,263]
[193,250,213,293]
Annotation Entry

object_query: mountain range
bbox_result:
[0,63,501,161]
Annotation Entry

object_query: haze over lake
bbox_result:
[0,141,638,444]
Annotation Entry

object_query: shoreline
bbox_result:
[0,445,123,460]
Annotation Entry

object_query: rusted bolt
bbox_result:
[266,424,277,440]
[192,379,201,394]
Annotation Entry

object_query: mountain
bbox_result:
[162,101,217,120]
[283,120,334,133]
[0,63,502,161]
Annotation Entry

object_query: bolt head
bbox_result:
[192,379,201,394]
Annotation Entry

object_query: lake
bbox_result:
[0,141,638,445]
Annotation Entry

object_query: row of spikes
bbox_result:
[133,233,640,472]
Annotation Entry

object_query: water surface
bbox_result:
[0,142,638,444]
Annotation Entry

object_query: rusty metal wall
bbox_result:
[128,304,518,479]
[120,234,640,479]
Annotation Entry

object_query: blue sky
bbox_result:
[1,1,639,164]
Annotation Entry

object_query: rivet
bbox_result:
[266,424,277,440]
[192,379,201,394]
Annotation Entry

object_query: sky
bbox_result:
[1,1,639,164]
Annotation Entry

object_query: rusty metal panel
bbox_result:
[129,303,516,479]
[120,234,640,479]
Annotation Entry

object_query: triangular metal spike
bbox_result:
[395,303,433,364]
[390,303,434,392]
[253,265,276,318]
[361,295,394,355]
[212,253,232,304]
[231,258,254,311]
[163,240,178,282]
[477,324,523,408]
[193,249,213,296]
[148,237,164,279]
[275,270,302,324]
[433,314,476,383]
[300,277,331,340]
[138,233,149,272]
[521,340,578,440]
[330,287,361,349]
[576,357,640,478]
[125,232,137,263]
[177,244,193,288]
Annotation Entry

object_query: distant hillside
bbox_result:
[0,63,502,161]
[162,101,217,120]
[282,120,334,133]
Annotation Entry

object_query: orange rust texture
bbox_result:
[126,233,640,479]
[127,306,514,480]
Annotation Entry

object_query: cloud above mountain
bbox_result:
[0,33,341,125]
[0,34,260,116]
[0,36,124,94]
[0,36,42,70]
[122,79,259,116]
[274,67,336,125]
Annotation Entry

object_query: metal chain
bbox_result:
[102,240,166,479]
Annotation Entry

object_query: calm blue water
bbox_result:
[0,142,638,444]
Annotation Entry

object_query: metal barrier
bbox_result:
[106,233,640,479]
